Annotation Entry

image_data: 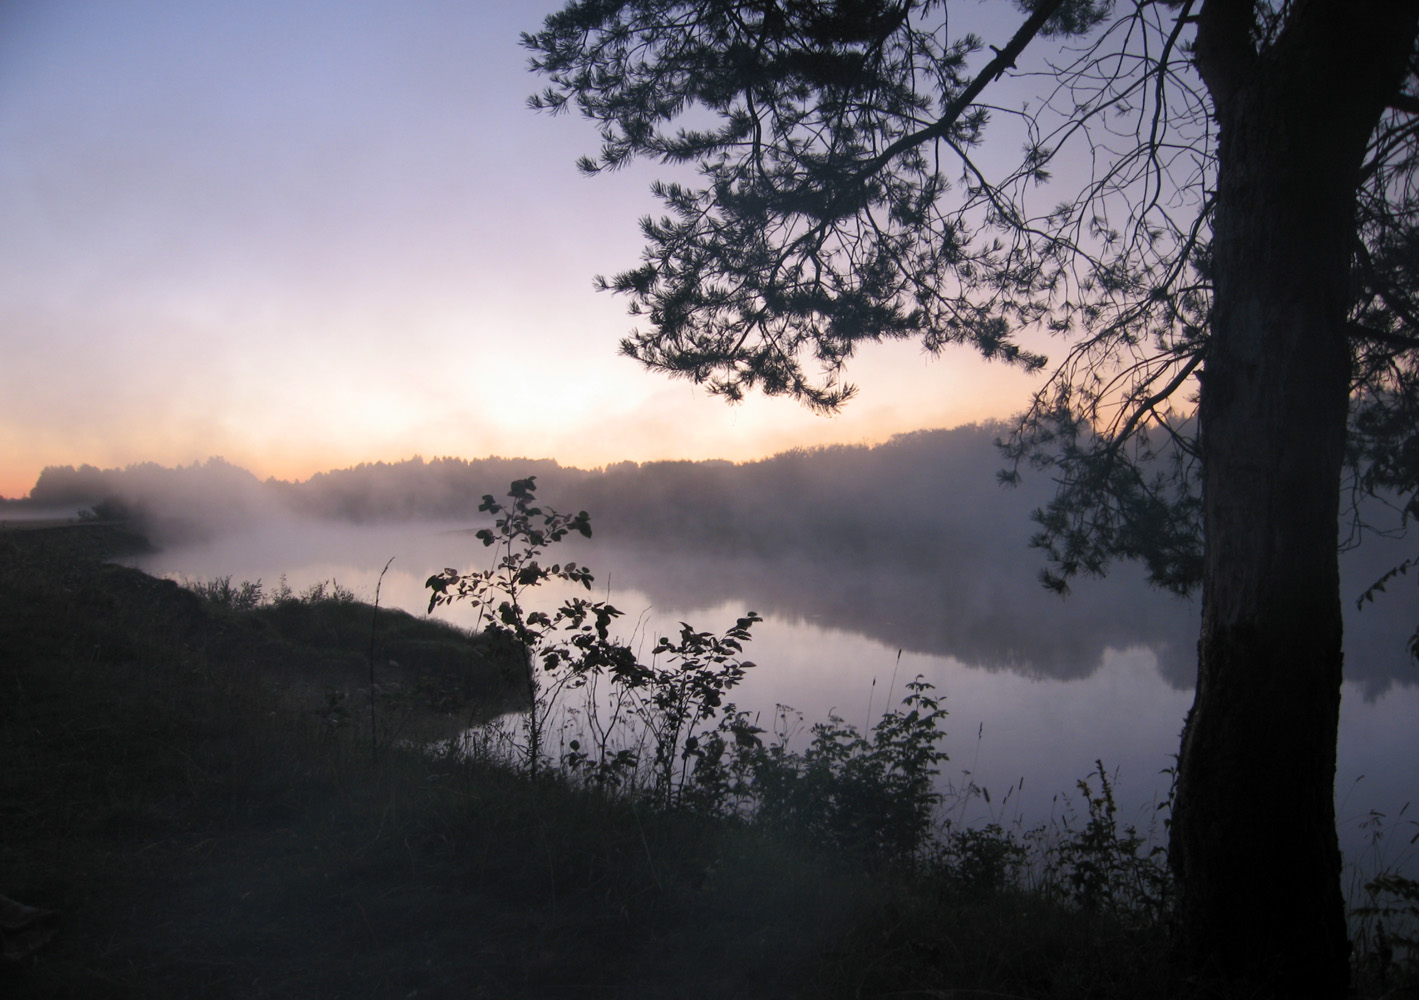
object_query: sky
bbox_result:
[0,0,1042,500]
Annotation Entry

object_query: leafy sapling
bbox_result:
[426,477,625,775]
[426,478,764,800]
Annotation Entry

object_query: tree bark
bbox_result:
[1171,2,1419,995]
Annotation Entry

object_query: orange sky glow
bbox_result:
[0,1,1043,500]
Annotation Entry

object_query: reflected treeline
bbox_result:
[576,534,1414,697]
[572,425,1409,696]
[582,539,1204,685]
[21,424,1415,693]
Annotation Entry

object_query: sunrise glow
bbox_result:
[0,1,1038,499]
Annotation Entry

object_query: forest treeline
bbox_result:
[11,423,1028,558]
[7,422,1413,693]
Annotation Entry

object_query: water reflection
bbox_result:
[123,514,1417,695]
[579,539,1201,685]
[127,519,1418,848]
[559,533,1416,698]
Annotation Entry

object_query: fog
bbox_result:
[26,426,1409,861]
[19,422,1417,696]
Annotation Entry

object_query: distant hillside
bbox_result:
[16,424,1415,693]
[18,425,1024,544]
[19,454,592,536]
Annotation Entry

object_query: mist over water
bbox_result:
[121,514,1419,875]
[28,423,1409,867]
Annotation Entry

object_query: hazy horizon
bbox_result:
[0,1,1037,500]
[11,421,1414,698]
[1,418,1001,503]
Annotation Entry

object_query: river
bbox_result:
[124,514,1419,880]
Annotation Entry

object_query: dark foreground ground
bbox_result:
[0,524,1411,999]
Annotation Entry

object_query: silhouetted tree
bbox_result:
[526,0,1419,994]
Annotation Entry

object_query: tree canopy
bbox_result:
[526,0,1419,595]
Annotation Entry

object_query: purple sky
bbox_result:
[0,0,1040,498]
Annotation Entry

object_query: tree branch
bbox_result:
[1349,321,1419,351]
[855,0,1073,179]
[1389,91,1419,115]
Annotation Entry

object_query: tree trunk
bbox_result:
[1172,3,1418,995]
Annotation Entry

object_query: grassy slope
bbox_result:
[0,525,879,998]
[4,524,1355,999]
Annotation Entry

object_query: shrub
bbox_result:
[1035,761,1172,923]
[189,574,265,612]
[426,479,962,870]
[727,678,950,863]
[427,477,759,790]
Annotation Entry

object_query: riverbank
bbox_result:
[0,525,1410,998]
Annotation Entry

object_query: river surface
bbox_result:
[126,517,1419,878]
